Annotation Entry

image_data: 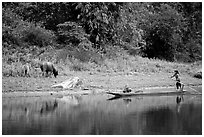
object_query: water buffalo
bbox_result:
[40,62,58,78]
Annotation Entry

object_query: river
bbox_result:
[2,91,202,135]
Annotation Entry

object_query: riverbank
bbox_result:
[2,71,202,94]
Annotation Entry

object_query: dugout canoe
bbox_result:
[106,89,186,97]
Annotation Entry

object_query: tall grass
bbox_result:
[57,49,201,78]
[2,46,201,78]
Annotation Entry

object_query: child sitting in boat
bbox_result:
[171,70,184,91]
[123,85,132,93]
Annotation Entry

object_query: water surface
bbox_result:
[2,92,202,135]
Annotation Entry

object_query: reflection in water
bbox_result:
[141,107,174,134]
[176,94,184,104]
[176,94,184,113]
[2,94,202,135]
[123,98,132,104]
[40,100,58,115]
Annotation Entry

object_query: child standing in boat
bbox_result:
[171,70,184,91]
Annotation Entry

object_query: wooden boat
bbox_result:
[107,89,186,97]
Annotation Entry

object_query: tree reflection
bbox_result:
[141,107,175,134]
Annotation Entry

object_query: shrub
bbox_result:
[2,62,23,77]
[13,22,56,47]
[3,7,56,48]
[194,72,202,79]
[56,43,103,64]
[193,69,202,79]
[69,59,89,71]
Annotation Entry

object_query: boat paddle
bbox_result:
[187,85,201,95]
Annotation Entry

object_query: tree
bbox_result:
[10,2,79,31]
[57,21,90,46]
[180,2,202,61]
[116,2,149,52]
[140,3,186,61]
[75,2,122,50]
[2,2,202,62]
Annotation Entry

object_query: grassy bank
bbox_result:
[2,50,202,78]
[2,51,202,93]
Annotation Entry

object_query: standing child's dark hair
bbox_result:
[174,70,179,74]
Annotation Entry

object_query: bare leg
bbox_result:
[25,69,27,77]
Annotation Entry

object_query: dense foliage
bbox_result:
[2,2,202,62]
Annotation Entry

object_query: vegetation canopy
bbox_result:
[2,2,202,65]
